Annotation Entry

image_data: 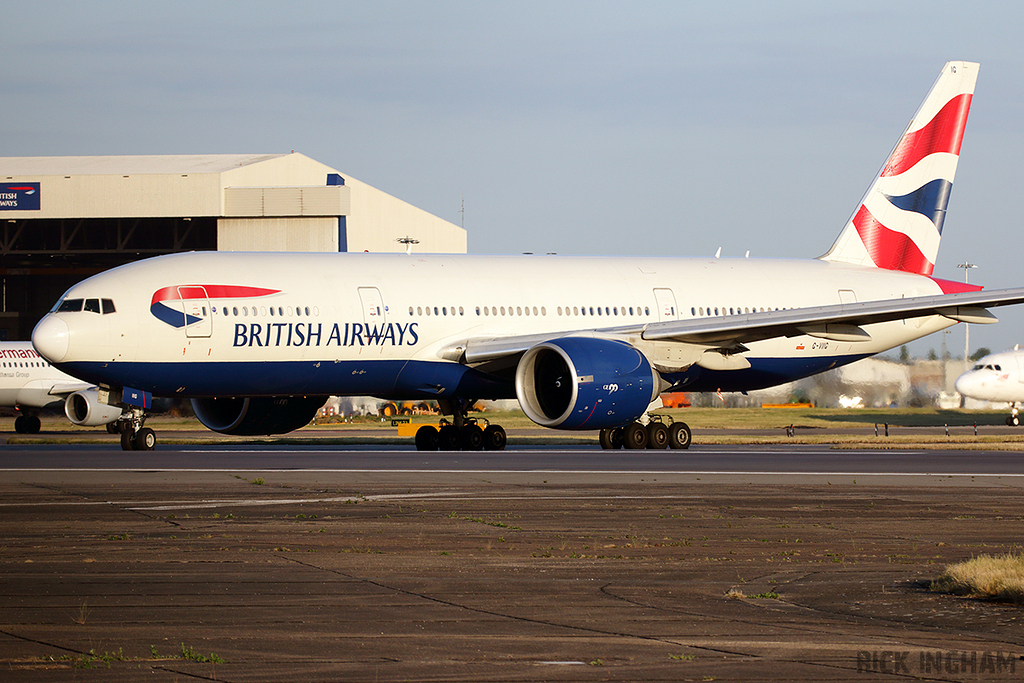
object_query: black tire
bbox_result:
[133,427,156,451]
[647,422,669,449]
[668,422,692,449]
[415,425,439,451]
[1009,415,1020,427]
[610,427,624,449]
[599,428,616,449]
[623,422,648,449]
[21,415,41,434]
[438,425,461,451]
[106,422,120,434]
[461,425,484,451]
[14,415,26,434]
[483,424,507,451]
[121,430,135,451]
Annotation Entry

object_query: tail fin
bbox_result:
[820,61,979,275]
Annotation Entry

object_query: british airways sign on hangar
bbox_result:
[0,183,39,210]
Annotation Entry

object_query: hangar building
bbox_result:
[0,153,466,340]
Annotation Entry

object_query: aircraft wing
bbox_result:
[46,381,93,397]
[457,287,1024,364]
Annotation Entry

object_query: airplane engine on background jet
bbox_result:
[515,337,660,430]
[191,396,328,435]
[65,387,122,426]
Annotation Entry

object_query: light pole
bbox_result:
[958,262,977,363]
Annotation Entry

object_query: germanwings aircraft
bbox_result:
[31,61,1024,451]
[955,347,1024,425]
[0,342,121,433]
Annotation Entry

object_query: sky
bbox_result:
[3,1,1023,358]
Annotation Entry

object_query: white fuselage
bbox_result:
[0,342,83,409]
[955,350,1024,403]
[32,251,960,402]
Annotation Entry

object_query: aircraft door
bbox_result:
[178,286,212,338]
[358,287,386,325]
[653,288,678,321]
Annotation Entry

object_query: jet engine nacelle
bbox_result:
[515,337,659,430]
[191,396,328,436]
[65,387,122,426]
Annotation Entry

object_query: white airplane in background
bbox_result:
[0,341,121,433]
[30,61,1024,452]
[955,346,1024,425]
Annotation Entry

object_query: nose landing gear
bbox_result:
[117,407,156,451]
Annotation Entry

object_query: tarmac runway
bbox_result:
[2,442,1024,681]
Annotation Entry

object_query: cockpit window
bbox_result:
[102,299,115,314]
[84,298,101,313]
[57,298,83,313]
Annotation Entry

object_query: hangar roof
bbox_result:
[1,154,289,176]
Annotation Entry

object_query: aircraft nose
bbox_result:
[954,372,975,398]
[32,315,70,363]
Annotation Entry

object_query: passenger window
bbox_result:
[57,298,83,312]
[102,299,116,314]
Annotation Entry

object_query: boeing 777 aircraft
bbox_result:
[0,341,121,433]
[31,61,1024,451]
[955,347,1024,425]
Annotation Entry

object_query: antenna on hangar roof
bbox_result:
[396,236,419,255]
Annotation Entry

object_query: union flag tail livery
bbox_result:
[821,61,978,276]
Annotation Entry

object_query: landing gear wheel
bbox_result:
[106,422,120,434]
[623,422,649,449]
[646,422,669,449]
[437,425,461,451]
[1009,415,1020,427]
[121,429,136,451]
[16,415,41,434]
[482,424,506,451]
[599,428,616,449]
[415,425,439,451]
[461,424,484,451]
[668,422,692,449]
[133,427,156,451]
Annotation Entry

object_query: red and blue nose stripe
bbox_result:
[150,285,281,328]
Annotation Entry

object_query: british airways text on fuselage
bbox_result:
[232,321,419,348]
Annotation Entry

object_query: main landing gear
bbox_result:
[1007,404,1020,427]
[415,418,507,451]
[117,407,156,451]
[14,413,41,434]
[414,398,507,451]
[599,415,691,450]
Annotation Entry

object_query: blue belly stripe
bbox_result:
[59,353,869,401]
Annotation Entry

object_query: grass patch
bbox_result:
[932,554,1024,602]
[179,643,226,663]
